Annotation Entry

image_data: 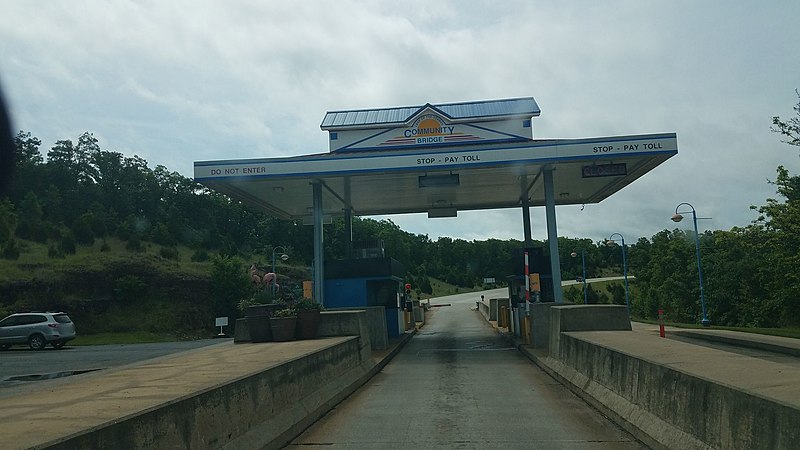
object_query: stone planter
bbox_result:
[270,316,298,342]
[296,309,321,339]
[245,303,282,343]
[245,303,282,318]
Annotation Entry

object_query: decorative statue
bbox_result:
[249,264,279,290]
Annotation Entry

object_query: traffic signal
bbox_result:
[404,283,411,295]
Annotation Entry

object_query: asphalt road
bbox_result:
[289,288,645,449]
[0,339,229,394]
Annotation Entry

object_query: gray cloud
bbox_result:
[1,0,798,244]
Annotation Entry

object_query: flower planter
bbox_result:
[270,316,298,342]
[296,309,321,339]
[247,315,272,342]
[245,304,283,342]
[245,303,282,318]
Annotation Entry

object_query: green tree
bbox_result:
[15,191,47,242]
[0,199,16,245]
[753,90,800,326]
[2,238,20,260]
[771,89,800,149]
[210,255,252,319]
[72,213,96,246]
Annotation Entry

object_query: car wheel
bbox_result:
[52,341,66,349]
[28,334,47,351]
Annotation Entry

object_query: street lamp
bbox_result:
[671,203,710,327]
[271,246,290,294]
[605,233,630,317]
[570,250,587,304]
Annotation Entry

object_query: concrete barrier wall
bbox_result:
[490,297,508,322]
[529,302,571,348]
[43,310,386,450]
[548,304,631,356]
[487,298,498,321]
[547,333,800,450]
[45,337,374,450]
[478,299,490,319]
[318,310,373,359]
[477,298,508,322]
[325,307,388,350]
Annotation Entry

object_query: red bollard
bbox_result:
[658,309,665,338]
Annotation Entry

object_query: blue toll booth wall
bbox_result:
[324,257,405,337]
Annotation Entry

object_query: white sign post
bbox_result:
[215,317,229,337]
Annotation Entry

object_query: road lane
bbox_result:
[289,289,644,449]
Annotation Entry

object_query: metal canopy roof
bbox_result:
[194,133,677,221]
[321,97,541,130]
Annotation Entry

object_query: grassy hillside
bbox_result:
[0,238,218,339]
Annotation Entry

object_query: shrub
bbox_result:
[114,275,147,303]
[296,298,323,311]
[191,248,209,262]
[72,213,95,245]
[126,236,144,252]
[2,238,20,260]
[48,243,65,259]
[159,246,179,260]
[61,233,76,254]
[273,307,296,318]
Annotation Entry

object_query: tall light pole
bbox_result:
[271,246,289,295]
[671,203,710,327]
[605,233,629,317]
[570,250,587,304]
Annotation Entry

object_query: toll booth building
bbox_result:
[194,97,677,319]
[324,240,406,338]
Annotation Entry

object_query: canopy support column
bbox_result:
[520,176,533,246]
[343,178,353,258]
[312,181,325,305]
[543,167,563,302]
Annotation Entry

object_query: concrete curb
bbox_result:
[670,330,800,357]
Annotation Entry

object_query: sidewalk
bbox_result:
[0,333,412,450]
[511,321,800,409]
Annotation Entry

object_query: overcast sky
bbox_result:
[2,1,799,244]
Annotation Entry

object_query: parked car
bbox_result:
[0,312,76,350]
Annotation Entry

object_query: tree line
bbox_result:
[1,92,798,328]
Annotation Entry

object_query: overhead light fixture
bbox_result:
[428,208,458,218]
[302,215,333,225]
[419,173,460,188]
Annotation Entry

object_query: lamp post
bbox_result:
[570,250,587,304]
[671,203,710,327]
[271,246,289,294]
[605,233,629,317]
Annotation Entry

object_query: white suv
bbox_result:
[0,312,77,350]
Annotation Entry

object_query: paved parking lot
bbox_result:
[0,339,229,395]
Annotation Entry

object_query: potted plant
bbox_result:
[295,298,324,340]
[269,307,298,342]
[239,293,283,343]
